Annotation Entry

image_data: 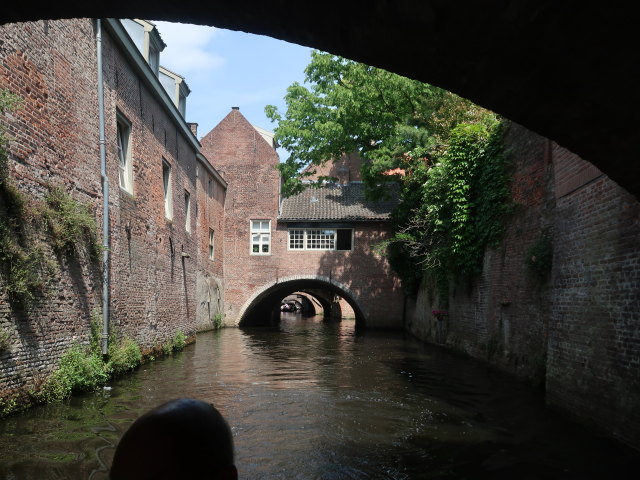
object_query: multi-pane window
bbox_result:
[251,220,271,254]
[288,228,353,251]
[184,190,191,233]
[289,229,305,250]
[308,229,336,250]
[209,229,215,260]
[162,160,172,220]
[116,114,133,193]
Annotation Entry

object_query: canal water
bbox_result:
[0,314,638,479]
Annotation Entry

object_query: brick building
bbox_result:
[0,18,225,399]
[200,108,404,328]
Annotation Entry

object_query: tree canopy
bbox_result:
[266,52,511,299]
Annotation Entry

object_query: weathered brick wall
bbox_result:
[195,163,226,331]
[100,25,199,347]
[201,109,403,328]
[270,222,403,327]
[303,152,364,184]
[0,19,205,402]
[407,121,640,448]
[407,122,555,380]
[0,19,104,396]
[201,108,282,326]
[547,145,640,448]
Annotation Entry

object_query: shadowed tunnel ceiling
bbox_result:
[2,2,639,199]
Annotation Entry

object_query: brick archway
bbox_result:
[236,275,367,327]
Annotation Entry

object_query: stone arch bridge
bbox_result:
[237,275,367,327]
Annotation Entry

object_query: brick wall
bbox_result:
[194,162,226,331]
[100,22,201,347]
[407,121,640,449]
[548,144,640,448]
[0,19,208,401]
[407,122,555,380]
[0,19,104,397]
[303,152,364,184]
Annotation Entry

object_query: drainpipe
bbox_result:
[96,19,110,356]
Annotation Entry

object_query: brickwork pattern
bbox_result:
[0,19,209,400]
[0,19,104,396]
[548,144,640,447]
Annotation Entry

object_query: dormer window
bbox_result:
[159,66,191,118]
[120,19,165,76]
[148,40,161,76]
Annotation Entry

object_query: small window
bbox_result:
[148,43,160,76]
[251,220,271,254]
[184,191,191,233]
[289,229,304,250]
[162,160,172,220]
[116,114,133,193]
[178,93,187,117]
[209,229,215,260]
[208,175,214,198]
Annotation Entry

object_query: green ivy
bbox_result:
[385,117,512,299]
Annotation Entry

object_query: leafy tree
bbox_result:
[266,51,486,198]
[266,53,511,298]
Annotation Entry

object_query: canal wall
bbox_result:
[407,122,640,449]
[0,19,105,402]
[0,19,223,405]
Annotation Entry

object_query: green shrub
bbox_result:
[34,345,108,402]
[172,330,187,350]
[42,186,101,260]
[108,337,142,376]
[213,313,223,330]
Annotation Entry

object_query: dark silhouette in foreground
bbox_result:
[110,398,238,480]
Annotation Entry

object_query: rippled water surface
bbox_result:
[1,315,639,479]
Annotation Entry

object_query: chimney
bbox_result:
[188,122,198,137]
[231,106,239,110]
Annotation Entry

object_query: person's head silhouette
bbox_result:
[110,398,237,480]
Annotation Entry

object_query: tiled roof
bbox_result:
[279,182,398,221]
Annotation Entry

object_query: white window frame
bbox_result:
[250,219,271,255]
[288,228,353,251]
[184,190,191,233]
[162,159,173,220]
[209,228,215,260]
[116,113,133,194]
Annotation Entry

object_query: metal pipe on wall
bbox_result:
[96,18,110,356]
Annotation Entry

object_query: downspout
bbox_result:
[96,19,110,356]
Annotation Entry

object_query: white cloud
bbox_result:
[152,21,225,75]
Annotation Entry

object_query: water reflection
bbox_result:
[0,315,639,479]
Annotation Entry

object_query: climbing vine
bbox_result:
[380,117,512,299]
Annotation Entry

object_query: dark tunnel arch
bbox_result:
[2,3,639,199]
[237,276,365,328]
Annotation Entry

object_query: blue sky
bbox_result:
[152,21,313,161]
